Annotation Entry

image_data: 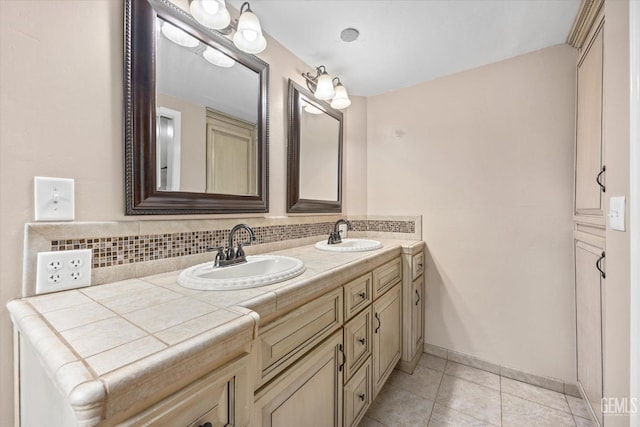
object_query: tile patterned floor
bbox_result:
[359,355,596,427]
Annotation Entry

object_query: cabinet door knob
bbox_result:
[358,337,366,345]
[200,423,213,427]
[596,251,606,279]
[375,313,381,334]
[358,291,366,299]
[596,165,606,192]
[359,393,366,402]
[415,289,421,306]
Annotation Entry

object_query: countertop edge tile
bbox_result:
[9,238,422,425]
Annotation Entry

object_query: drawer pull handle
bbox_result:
[200,423,213,427]
[358,337,366,345]
[338,344,346,372]
[596,165,606,192]
[359,393,366,402]
[596,251,606,279]
[415,289,421,306]
[358,291,366,299]
[375,313,381,334]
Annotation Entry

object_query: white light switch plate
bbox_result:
[609,196,626,231]
[34,176,75,221]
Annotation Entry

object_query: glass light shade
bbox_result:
[203,46,235,67]
[161,22,199,48]
[303,103,323,114]
[330,84,351,109]
[314,72,335,100]
[189,0,231,30]
[232,9,267,54]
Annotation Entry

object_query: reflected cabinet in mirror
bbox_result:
[124,0,268,214]
[287,80,343,213]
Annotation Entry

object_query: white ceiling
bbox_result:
[230,0,581,96]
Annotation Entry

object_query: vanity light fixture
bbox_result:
[203,46,235,67]
[330,78,351,109]
[302,66,351,109]
[189,0,231,30]
[301,101,323,115]
[161,21,200,47]
[188,1,267,54]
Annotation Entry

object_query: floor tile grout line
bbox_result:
[432,371,500,426]
[500,382,575,415]
[425,367,444,426]
[444,360,502,391]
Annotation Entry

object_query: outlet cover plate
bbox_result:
[34,176,75,221]
[36,249,91,294]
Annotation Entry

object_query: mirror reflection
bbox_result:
[287,80,343,213]
[298,101,340,201]
[155,18,259,196]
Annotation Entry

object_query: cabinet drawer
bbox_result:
[372,258,402,299]
[343,307,372,382]
[120,356,245,427]
[344,273,372,320]
[412,252,424,279]
[344,357,372,427]
[260,288,343,383]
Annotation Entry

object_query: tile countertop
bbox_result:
[7,238,424,425]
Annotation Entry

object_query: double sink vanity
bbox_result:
[9,225,425,427]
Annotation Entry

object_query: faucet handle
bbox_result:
[236,243,245,258]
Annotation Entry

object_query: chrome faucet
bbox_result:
[327,219,352,245]
[210,223,256,267]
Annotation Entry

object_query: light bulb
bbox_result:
[201,0,219,14]
[242,29,258,42]
[203,46,235,68]
[189,0,230,30]
[330,84,351,109]
[314,72,335,100]
[233,6,267,54]
[161,22,199,48]
[303,103,323,114]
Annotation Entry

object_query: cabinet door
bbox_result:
[575,23,604,217]
[344,307,372,382]
[253,331,343,427]
[343,357,372,427]
[575,239,604,425]
[411,277,424,354]
[372,284,402,397]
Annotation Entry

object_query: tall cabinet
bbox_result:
[569,1,606,425]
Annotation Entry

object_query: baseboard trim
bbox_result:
[424,343,581,398]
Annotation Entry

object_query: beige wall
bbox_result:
[367,44,578,382]
[602,1,631,425]
[0,1,366,424]
[157,93,207,192]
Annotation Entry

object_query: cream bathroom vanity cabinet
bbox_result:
[252,256,408,427]
[9,240,424,427]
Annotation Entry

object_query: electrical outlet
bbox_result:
[338,223,348,239]
[36,249,91,294]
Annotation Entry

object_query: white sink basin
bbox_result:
[178,255,305,290]
[315,238,383,253]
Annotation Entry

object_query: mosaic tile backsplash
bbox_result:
[50,220,416,269]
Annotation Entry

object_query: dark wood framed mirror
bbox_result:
[124,0,268,215]
[287,80,343,213]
